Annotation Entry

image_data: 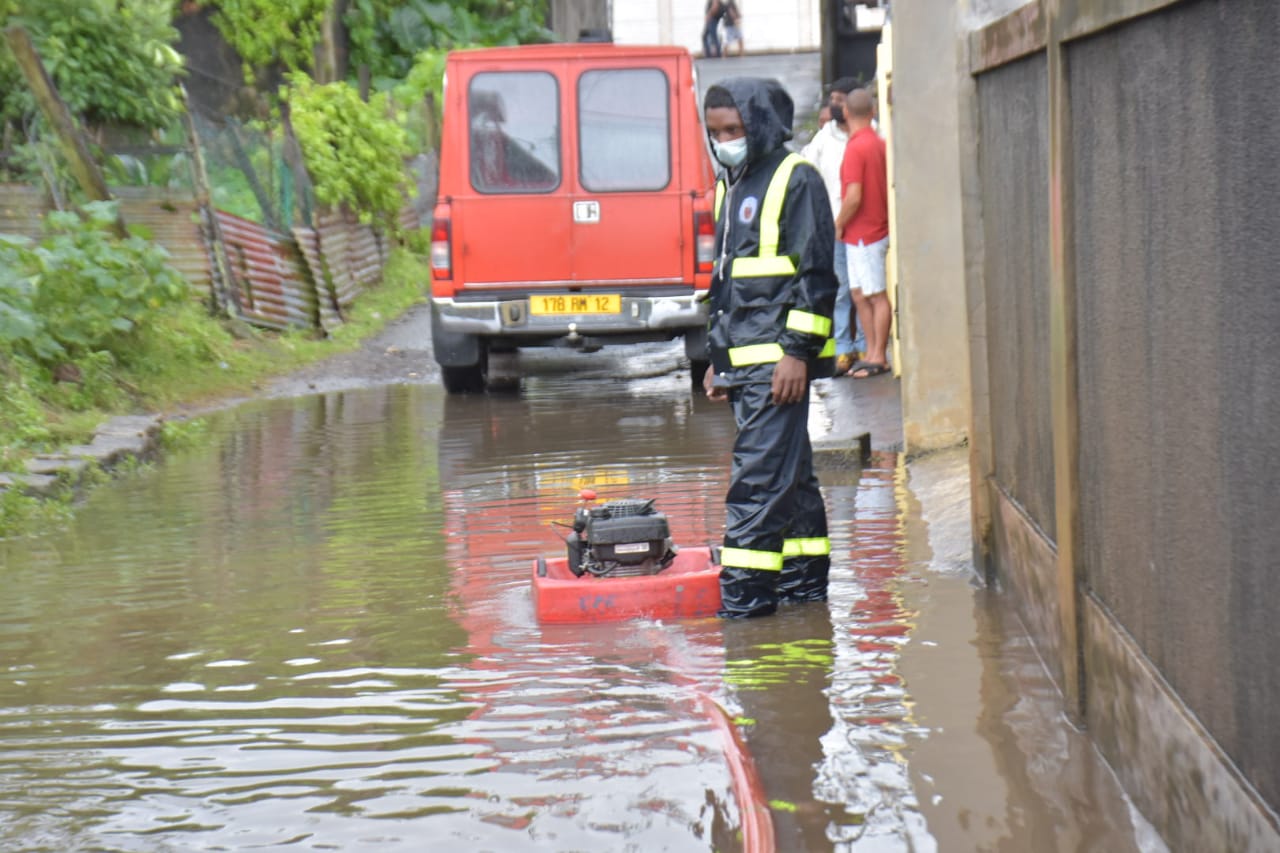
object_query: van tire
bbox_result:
[442,362,487,394]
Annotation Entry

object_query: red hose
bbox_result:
[695,691,776,853]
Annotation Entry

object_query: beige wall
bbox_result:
[888,3,970,454]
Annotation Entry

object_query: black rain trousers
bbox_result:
[718,381,831,618]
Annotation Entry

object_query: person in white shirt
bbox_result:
[800,78,864,375]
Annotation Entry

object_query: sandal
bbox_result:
[850,362,889,379]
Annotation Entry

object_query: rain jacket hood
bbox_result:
[711,77,794,168]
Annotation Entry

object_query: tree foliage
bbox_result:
[285,75,413,227]
[208,0,329,76]
[346,0,551,82]
[0,0,184,130]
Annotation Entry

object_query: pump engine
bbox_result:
[565,493,676,577]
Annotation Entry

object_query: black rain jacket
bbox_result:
[705,77,838,386]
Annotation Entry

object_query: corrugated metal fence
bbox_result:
[0,182,419,334]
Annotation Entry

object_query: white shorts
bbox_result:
[845,236,889,296]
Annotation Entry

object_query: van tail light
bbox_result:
[430,216,452,280]
[694,210,715,274]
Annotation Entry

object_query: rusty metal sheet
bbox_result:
[215,210,316,330]
[315,211,360,311]
[347,221,382,291]
[115,189,213,301]
[293,224,342,333]
[2,184,401,334]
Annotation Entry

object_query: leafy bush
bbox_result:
[0,367,51,458]
[347,0,551,82]
[0,0,184,130]
[285,75,412,226]
[0,201,186,365]
[209,0,328,76]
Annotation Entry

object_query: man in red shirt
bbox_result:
[834,88,891,378]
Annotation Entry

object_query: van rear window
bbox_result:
[468,72,560,193]
[577,69,671,192]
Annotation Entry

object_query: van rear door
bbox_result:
[569,60,685,288]
[455,64,572,287]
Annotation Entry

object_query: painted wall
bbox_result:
[887,0,1025,454]
[962,0,1280,848]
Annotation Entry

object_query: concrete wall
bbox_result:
[611,0,821,55]
[961,0,1280,848]
[976,55,1054,539]
[1069,0,1280,820]
[888,0,1027,455]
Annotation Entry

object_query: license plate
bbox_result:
[529,294,620,315]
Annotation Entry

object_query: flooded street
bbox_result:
[0,346,1163,851]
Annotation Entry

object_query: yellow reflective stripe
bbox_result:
[758,153,805,259]
[728,343,784,367]
[714,180,726,221]
[782,537,832,557]
[727,339,834,366]
[785,309,831,337]
[730,256,797,278]
[720,547,784,572]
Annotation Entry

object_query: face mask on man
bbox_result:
[830,103,845,124]
[712,136,748,168]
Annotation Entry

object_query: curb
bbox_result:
[0,414,165,498]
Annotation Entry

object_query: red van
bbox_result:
[429,43,717,392]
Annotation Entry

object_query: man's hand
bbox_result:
[770,354,808,405]
[704,364,729,402]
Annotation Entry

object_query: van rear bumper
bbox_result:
[432,293,708,339]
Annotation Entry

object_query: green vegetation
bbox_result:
[286,75,413,227]
[208,0,550,85]
[0,0,184,131]
[0,1,556,538]
[208,0,328,75]
[0,202,186,366]
[0,247,430,538]
[347,0,551,82]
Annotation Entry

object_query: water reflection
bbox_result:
[0,374,1162,852]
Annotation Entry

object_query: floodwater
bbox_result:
[0,348,1165,851]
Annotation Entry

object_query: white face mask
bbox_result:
[712,136,748,168]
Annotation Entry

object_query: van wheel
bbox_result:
[689,359,710,392]
[441,359,488,394]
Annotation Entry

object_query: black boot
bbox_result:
[717,566,779,618]
[778,555,830,603]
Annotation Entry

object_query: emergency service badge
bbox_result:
[738,196,759,224]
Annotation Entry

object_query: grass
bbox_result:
[0,247,430,538]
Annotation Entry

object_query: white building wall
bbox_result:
[612,0,821,55]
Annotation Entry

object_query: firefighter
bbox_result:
[701,78,837,618]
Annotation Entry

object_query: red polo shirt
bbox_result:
[839,126,889,246]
